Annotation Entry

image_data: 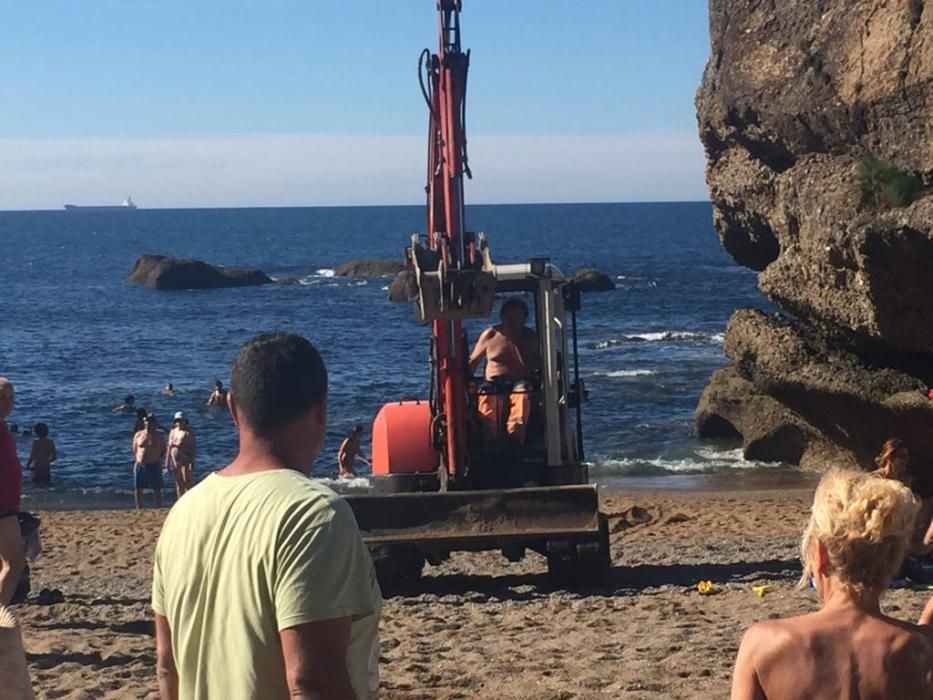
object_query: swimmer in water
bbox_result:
[113,394,136,414]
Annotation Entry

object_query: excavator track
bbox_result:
[345,485,611,592]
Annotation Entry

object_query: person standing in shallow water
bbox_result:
[165,412,196,498]
[207,379,227,407]
[133,407,148,435]
[337,424,371,478]
[730,469,933,699]
[27,422,56,485]
[153,333,382,699]
[132,413,166,509]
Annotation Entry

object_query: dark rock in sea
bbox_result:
[696,0,933,474]
[387,270,418,302]
[572,267,615,293]
[126,255,272,290]
[275,277,302,286]
[335,257,405,278]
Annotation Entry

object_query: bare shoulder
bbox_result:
[739,616,807,661]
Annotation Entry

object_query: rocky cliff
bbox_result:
[696,0,933,479]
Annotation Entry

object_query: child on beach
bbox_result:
[26,422,56,485]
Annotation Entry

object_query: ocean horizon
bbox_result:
[3,199,713,213]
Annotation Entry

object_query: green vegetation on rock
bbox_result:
[858,154,921,208]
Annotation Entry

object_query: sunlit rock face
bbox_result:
[696,0,933,480]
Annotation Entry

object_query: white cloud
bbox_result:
[0,131,707,209]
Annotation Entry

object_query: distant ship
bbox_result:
[64,196,138,211]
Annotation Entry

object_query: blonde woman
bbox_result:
[731,470,933,699]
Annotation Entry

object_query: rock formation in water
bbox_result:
[387,270,418,302]
[126,255,272,290]
[335,257,405,278]
[572,267,616,293]
[695,0,933,479]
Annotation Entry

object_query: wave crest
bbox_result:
[590,330,723,350]
[589,448,784,476]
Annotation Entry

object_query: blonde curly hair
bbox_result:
[799,469,918,592]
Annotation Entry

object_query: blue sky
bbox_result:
[0,1,711,208]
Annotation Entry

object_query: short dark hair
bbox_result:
[33,422,49,438]
[500,297,529,320]
[231,333,328,435]
[125,394,135,404]
[353,424,364,434]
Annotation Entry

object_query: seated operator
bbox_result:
[469,297,540,445]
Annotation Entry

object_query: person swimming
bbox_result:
[113,394,136,414]
[730,469,933,699]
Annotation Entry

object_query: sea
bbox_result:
[1,202,813,510]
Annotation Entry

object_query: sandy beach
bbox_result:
[15,486,933,699]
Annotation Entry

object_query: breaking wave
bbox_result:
[590,330,724,350]
[314,476,372,492]
[589,448,784,477]
[594,369,657,378]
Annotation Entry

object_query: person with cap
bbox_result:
[132,413,166,509]
[166,411,196,498]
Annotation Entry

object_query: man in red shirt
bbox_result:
[0,377,24,605]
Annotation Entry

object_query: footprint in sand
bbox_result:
[610,505,655,533]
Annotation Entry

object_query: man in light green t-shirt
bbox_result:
[152,333,382,699]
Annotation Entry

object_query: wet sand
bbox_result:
[15,487,933,699]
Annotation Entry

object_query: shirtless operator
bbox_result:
[469,297,540,444]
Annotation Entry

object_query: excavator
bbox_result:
[343,0,611,591]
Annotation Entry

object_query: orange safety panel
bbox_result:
[371,400,440,475]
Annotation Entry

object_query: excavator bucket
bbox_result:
[344,484,610,590]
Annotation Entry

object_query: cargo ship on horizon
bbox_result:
[64,196,137,211]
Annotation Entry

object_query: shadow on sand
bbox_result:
[385,557,802,600]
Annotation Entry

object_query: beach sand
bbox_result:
[15,487,933,699]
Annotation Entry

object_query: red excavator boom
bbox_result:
[421,0,473,481]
